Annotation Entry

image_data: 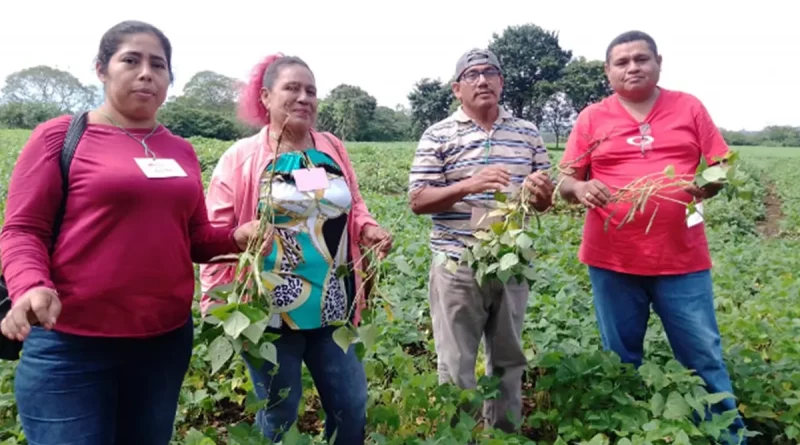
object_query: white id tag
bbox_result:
[686,202,704,228]
[135,158,188,179]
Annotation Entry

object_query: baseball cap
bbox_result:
[454,48,502,81]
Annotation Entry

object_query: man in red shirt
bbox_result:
[558,31,747,444]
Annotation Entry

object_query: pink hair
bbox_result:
[237,53,284,128]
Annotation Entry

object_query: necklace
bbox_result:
[99,111,160,160]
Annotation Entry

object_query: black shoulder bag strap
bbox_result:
[0,111,89,360]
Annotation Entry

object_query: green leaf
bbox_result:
[664,164,676,178]
[208,283,234,300]
[223,310,251,340]
[499,252,519,271]
[208,336,233,375]
[493,191,507,202]
[650,392,665,417]
[258,341,277,365]
[241,317,269,345]
[261,270,286,287]
[358,323,379,351]
[433,251,448,267]
[474,230,493,241]
[393,256,413,275]
[332,324,358,354]
[701,165,729,183]
[663,391,692,419]
[516,232,533,250]
[674,430,691,445]
[522,266,537,281]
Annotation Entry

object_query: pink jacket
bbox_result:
[198,125,378,325]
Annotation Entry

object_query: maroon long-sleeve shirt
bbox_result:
[0,115,240,338]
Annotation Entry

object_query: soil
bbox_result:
[757,182,784,238]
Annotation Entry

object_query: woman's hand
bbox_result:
[233,220,275,255]
[361,225,393,260]
[1,287,61,341]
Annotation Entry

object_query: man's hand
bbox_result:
[524,171,555,211]
[574,179,612,209]
[1,287,61,341]
[462,166,511,195]
[684,182,723,200]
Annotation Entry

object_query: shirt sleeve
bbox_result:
[197,146,240,310]
[185,148,241,264]
[692,99,730,164]
[408,128,446,193]
[0,118,70,301]
[560,108,593,173]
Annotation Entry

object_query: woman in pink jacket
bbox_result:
[199,53,392,444]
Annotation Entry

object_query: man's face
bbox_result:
[604,40,662,100]
[453,64,504,111]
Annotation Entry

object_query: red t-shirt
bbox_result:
[0,115,240,338]
[560,88,730,276]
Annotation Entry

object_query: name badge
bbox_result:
[292,167,329,192]
[135,158,187,179]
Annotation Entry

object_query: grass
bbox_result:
[0,129,798,445]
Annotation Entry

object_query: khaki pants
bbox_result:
[428,261,529,433]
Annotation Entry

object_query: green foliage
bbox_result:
[0,102,64,130]
[407,78,455,139]
[158,102,245,141]
[721,126,800,148]
[316,84,378,141]
[488,23,573,124]
[0,132,799,445]
[0,65,100,113]
[558,57,613,113]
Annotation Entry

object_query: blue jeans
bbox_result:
[14,317,194,445]
[588,266,747,444]
[243,325,367,445]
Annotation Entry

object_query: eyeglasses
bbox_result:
[460,67,501,84]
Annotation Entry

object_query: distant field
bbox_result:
[0,128,798,444]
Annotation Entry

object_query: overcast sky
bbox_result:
[1,0,795,131]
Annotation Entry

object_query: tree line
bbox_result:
[1,23,798,148]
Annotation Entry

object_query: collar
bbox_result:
[453,105,513,125]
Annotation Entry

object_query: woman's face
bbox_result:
[97,32,170,123]
[262,64,318,133]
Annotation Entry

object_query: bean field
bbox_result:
[0,128,798,445]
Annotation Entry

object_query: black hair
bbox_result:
[606,30,658,62]
[96,20,174,83]
[262,56,311,89]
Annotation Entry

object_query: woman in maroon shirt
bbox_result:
[0,20,257,445]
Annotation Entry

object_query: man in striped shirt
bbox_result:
[408,48,553,433]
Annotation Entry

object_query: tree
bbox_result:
[408,78,454,139]
[559,57,612,113]
[541,92,575,148]
[363,106,412,141]
[320,84,377,141]
[181,70,242,113]
[0,102,64,129]
[157,102,240,141]
[488,24,572,125]
[1,65,99,112]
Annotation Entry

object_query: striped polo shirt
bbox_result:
[409,106,552,259]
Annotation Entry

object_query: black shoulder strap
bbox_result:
[50,111,89,250]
